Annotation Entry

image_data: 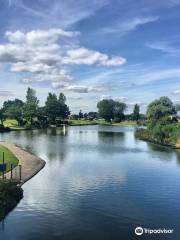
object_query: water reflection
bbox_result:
[0,126,180,239]
[98,131,125,143]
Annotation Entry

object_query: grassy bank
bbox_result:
[69,119,98,126]
[135,123,180,148]
[69,119,138,126]
[0,180,23,220]
[2,118,138,130]
[3,119,26,131]
[0,145,19,174]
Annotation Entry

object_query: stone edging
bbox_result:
[0,142,46,186]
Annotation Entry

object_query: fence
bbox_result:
[0,152,22,182]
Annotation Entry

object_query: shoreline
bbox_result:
[0,142,46,186]
[138,137,180,149]
[135,129,180,149]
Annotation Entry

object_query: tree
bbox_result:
[147,96,176,125]
[45,92,69,123]
[97,99,127,122]
[57,93,70,119]
[59,92,66,104]
[23,88,39,124]
[0,109,5,125]
[70,114,79,120]
[78,110,83,119]
[113,102,127,122]
[97,99,114,121]
[45,93,59,123]
[84,113,88,119]
[133,104,140,121]
[88,112,98,120]
[3,99,24,125]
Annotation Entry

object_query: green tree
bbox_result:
[45,93,59,123]
[145,97,176,144]
[113,102,127,122]
[78,110,83,119]
[147,96,176,125]
[0,109,5,125]
[97,99,127,122]
[45,92,69,123]
[133,104,140,121]
[3,99,24,125]
[57,93,70,119]
[88,112,98,119]
[23,88,39,124]
[97,99,114,121]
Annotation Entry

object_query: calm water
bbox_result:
[0,125,180,240]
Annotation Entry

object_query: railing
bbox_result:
[0,152,22,182]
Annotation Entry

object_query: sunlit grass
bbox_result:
[0,145,19,174]
[3,119,18,128]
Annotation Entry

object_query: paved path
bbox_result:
[0,142,46,185]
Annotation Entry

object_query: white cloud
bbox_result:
[100,95,112,100]
[6,29,79,45]
[173,89,180,94]
[62,47,126,66]
[103,16,158,35]
[128,101,146,107]
[0,91,14,97]
[14,0,110,27]
[146,41,180,55]
[11,62,54,73]
[21,69,72,85]
[100,95,128,102]
[0,28,126,90]
[65,85,104,93]
[114,96,127,102]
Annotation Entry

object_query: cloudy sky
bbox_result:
[0,0,180,112]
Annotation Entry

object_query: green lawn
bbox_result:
[3,119,26,131]
[3,118,138,128]
[111,121,138,126]
[69,119,137,126]
[69,119,98,125]
[3,119,18,128]
[0,145,19,174]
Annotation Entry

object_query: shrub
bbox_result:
[0,180,23,220]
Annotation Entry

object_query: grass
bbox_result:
[69,119,138,126]
[2,118,138,129]
[3,119,26,131]
[135,123,180,149]
[0,145,19,174]
[69,119,98,125]
[3,119,18,128]
[112,121,138,126]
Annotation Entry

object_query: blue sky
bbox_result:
[0,0,180,113]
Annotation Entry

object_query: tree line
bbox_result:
[0,87,179,131]
[0,88,69,128]
[0,87,144,128]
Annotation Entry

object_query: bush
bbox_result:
[24,122,32,130]
[0,180,23,220]
[0,124,10,132]
[135,123,180,147]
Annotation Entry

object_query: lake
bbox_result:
[0,125,180,240]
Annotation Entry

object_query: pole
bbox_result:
[19,165,22,181]
[11,164,13,180]
[2,152,4,179]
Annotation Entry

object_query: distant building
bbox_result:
[171,112,180,122]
